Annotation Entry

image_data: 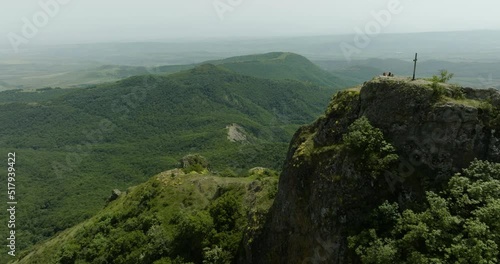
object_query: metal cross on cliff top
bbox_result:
[412,53,418,81]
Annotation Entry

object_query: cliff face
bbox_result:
[242,77,500,263]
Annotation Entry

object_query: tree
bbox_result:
[172,211,214,263]
[349,160,500,263]
[431,69,454,83]
[209,192,242,232]
[343,116,399,179]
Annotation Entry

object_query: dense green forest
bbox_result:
[204,52,354,88]
[0,61,343,262]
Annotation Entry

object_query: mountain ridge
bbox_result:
[13,168,278,264]
[1,52,355,90]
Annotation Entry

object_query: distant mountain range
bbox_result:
[3,46,499,91]
[316,58,500,88]
[0,52,356,90]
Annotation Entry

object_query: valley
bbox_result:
[0,53,346,263]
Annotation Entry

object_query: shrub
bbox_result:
[429,69,454,84]
[343,117,399,178]
[57,243,80,264]
[430,81,446,99]
[202,246,232,264]
[180,154,209,173]
[171,211,214,263]
[209,192,242,232]
[449,85,465,100]
[428,70,455,100]
[438,69,454,83]
[349,160,500,263]
[219,168,238,178]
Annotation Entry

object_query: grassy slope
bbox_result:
[13,169,278,264]
[0,63,338,260]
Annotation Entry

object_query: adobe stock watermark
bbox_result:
[7,0,72,53]
[213,0,244,21]
[340,0,405,62]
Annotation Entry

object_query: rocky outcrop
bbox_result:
[180,154,209,170]
[106,189,121,203]
[241,77,500,263]
[226,123,248,142]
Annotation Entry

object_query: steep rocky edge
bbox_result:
[241,77,500,263]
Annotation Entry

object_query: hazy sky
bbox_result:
[1,0,500,47]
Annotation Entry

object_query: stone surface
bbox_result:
[240,78,500,263]
[226,123,248,142]
[107,189,121,203]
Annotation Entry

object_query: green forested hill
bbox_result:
[205,52,354,88]
[0,63,339,262]
[13,169,278,264]
[3,52,354,90]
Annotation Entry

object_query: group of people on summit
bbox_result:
[382,72,395,77]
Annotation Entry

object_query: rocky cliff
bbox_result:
[241,77,500,263]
